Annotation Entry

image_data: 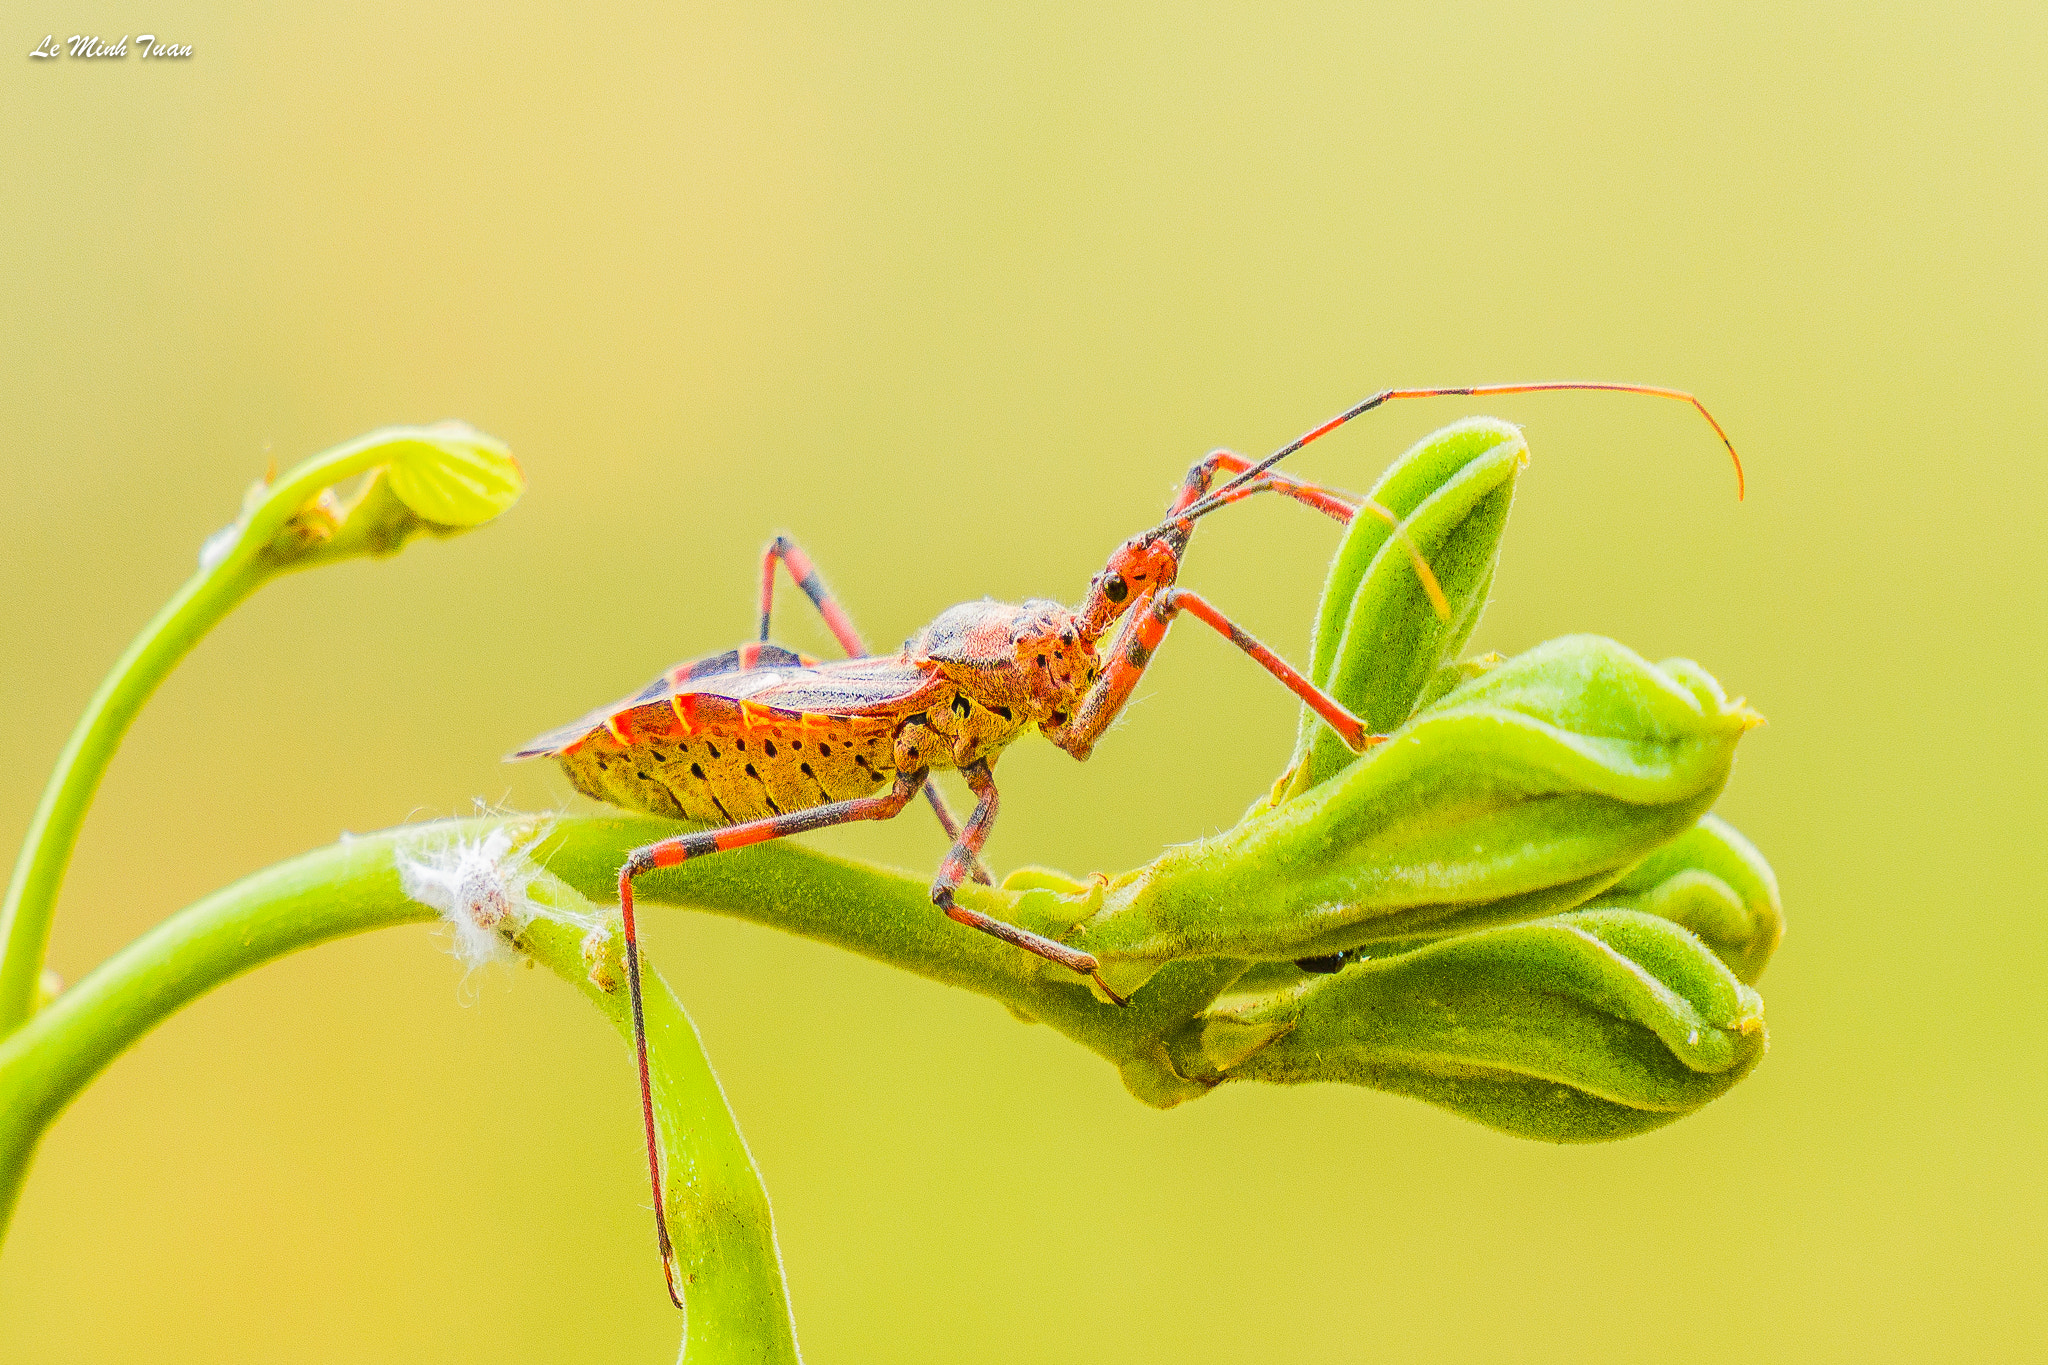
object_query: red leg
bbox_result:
[615,764,1116,1302]
[1056,587,1390,761]
[759,534,867,655]
[1170,448,1363,522]
[759,533,990,882]
[928,760,1126,1002]
[1168,451,1450,618]
[617,769,930,1307]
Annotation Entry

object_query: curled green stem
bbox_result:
[0,424,518,1035]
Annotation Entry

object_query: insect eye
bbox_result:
[1102,573,1129,604]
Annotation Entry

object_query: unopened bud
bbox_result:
[1077,635,1759,995]
[1176,907,1766,1140]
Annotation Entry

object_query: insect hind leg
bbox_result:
[615,768,930,1307]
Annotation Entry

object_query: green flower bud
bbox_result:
[1581,813,1783,983]
[1075,635,1760,995]
[1174,907,1766,1141]
[199,422,521,576]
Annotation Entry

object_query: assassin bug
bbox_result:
[511,381,1741,1306]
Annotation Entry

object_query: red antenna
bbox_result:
[1174,381,1744,527]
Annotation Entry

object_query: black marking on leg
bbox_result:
[1125,638,1151,668]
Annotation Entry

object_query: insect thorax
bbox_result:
[908,598,1101,731]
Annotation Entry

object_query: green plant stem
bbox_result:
[0,563,265,1032]
[0,812,1141,1238]
[0,819,801,1360]
[0,830,424,1233]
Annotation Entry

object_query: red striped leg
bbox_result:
[1170,448,1363,522]
[1060,587,1390,761]
[758,533,866,653]
[1170,451,1448,618]
[758,533,988,882]
[615,769,927,1308]
[929,761,1126,1004]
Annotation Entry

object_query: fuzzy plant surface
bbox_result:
[0,416,1778,1363]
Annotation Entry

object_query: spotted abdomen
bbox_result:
[553,696,901,823]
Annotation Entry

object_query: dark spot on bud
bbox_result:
[764,741,778,757]
[691,762,707,780]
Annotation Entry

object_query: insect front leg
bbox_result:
[1054,587,1388,762]
[1170,451,1448,618]
[1172,448,1365,523]
[614,768,929,1307]
[759,532,990,882]
[928,760,1126,1004]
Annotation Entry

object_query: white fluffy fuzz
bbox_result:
[399,819,621,992]
[399,824,549,972]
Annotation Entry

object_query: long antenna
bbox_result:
[1168,382,1743,529]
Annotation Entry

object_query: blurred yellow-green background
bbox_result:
[3,3,2043,1361]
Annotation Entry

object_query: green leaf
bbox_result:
[1187,907,1767,1141]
